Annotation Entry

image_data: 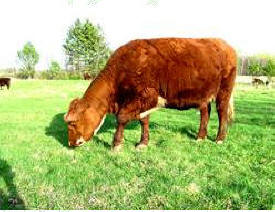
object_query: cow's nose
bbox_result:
[76,141,84,146]
[75,138,85,146]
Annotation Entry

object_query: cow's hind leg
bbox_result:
[216,82,235,143]
[197,103,211,140]
[216,94,230,143]
[136,115,150,149]
[216,67,236,143]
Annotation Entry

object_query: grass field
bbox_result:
[0,80,274,209]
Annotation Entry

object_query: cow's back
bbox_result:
[111,38,236,109]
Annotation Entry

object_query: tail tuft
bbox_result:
[228,94,234,123]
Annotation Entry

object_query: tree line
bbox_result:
[10,18,275,79]
[238,55,275,77]
[15,19,111,80]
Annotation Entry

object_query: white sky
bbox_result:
[0,0,275,69]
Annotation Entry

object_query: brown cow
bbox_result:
[0,78,11,90]
[252,77,270,88]
[64,38,237,150]
[83,72,92,80]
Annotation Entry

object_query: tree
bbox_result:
[17,42,39,79]
[63,19,111,77]
[48,60,62,79]
[262,56,275,77]
[247,56,263,76]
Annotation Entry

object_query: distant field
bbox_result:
[0,80,274,209]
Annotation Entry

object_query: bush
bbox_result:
[65,71,83,80]
[262,58,275,77]
[248,63,262,76]
[240,54,275,77]
[15,69,35,79]
[47,61,62,79]
[37,71,83,80]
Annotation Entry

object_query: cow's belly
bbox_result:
[139,83,218,118]
[160,79,219,110]
[139,94,209,118]
[165,100,200,110]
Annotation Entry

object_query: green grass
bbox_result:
[0,80,274,209]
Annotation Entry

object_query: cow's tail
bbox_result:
[228,93,234,123]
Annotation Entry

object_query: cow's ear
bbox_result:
[64,112,77,123]
[70,98,80,107]
[64,98,80,122]
[64,113,70,122]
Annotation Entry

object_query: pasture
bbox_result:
[0,80,274,209]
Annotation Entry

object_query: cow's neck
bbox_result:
[83,70,117,116]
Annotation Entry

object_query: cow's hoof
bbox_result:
[196,138,203,143]
[136,143,148,150]
[196,137,206,142]
[216,140,223,144]
[112,144,123,152]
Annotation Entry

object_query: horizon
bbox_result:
[0,0,275,70]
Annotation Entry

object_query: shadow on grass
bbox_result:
[178,127,197,140]
[0,159,25,210]
[92,136,112,148]
[235,100,275,127]
[45,113,68,147]
[45,113,118,148]
[45,112,203,148]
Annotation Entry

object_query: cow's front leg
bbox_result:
[112,121,126,152]
[136,115,150,149]
[112,89,158,151]
[112,106,139,152]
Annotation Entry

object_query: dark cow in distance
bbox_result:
[83,72,92,80]
[0,78,11,90]
[64,38,237,151]
[252,77,270,87]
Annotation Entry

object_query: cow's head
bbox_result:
[64,98,103,147]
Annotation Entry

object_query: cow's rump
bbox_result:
[0,78,11,89]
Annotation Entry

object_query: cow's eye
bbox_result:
[69,121,76,126]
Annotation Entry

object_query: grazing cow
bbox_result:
[252,77,270,88]
[64,38,237,150]
[83,72,92,80]
[0,78,11,90]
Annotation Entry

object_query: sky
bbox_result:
[0,0,275,69]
